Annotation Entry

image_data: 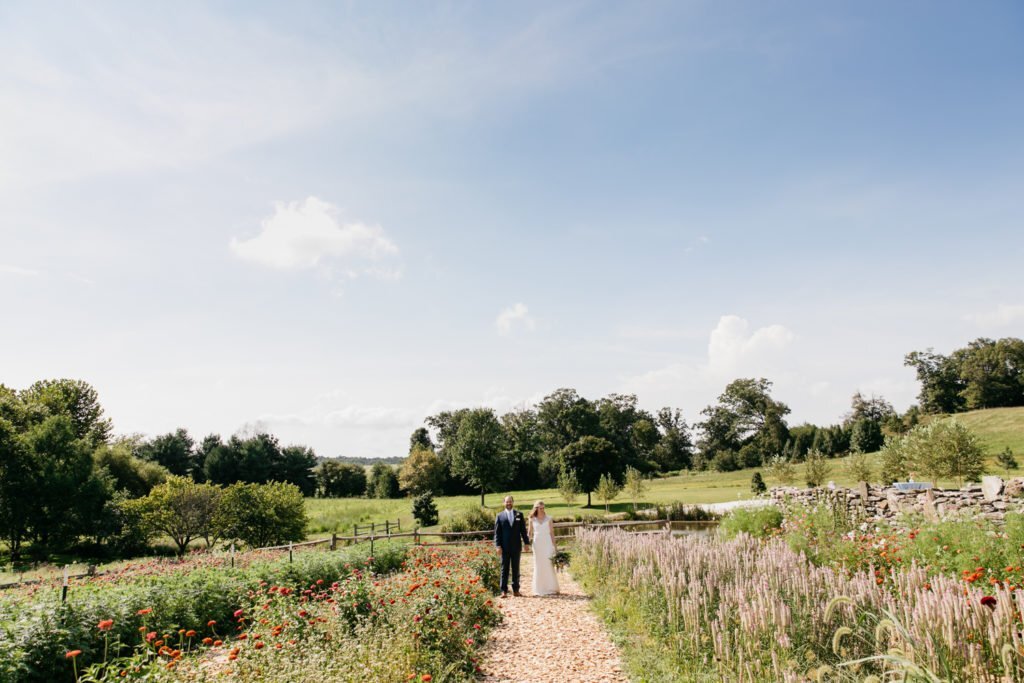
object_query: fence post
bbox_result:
[289,542,293,564]
[385,520,390,535]
[61,566,68,603]
[370,534,375,556]
[397,519,401,532]
[414,527,420,545]
[330,533,337,551]
[353,524,359,538]
[230,542,235,568]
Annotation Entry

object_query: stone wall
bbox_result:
[769,475,1024,524]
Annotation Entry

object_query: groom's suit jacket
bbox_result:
[493,508,530,552]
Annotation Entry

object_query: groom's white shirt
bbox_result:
[505,509,515,526]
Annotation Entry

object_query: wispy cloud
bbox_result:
[495,303,536,335]
[0,264,41,277]
[964,304,1024,328]
[230,197,400,277]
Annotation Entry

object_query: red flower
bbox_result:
[981,595,998,610]
[207,620,217,627]
[422,676,432,682]
[137,608,153,616]
[98,619,114,631]
[234,609,245,618]
[66,650,82,659]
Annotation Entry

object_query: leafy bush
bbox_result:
[215,481,307,549]
[655,502,721,522]
[750,472,767,494]
[411,492,439,527]
[441,506,493,534]
[720,506,783,539]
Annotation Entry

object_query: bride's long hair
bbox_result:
[530,501,545,519]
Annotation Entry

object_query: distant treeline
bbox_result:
[1,336,1019,559]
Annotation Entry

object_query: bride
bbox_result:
[529,501,559,596]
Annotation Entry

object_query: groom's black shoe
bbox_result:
[500,591,508,598]
[513,590,522,597]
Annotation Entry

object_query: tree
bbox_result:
[367,462,401,499]
[137,428,194,477]
[699,378,790,469]
[501,408,545,489]
[94,442,169,497]
[653,407,693,471]
[846,392,897,425]
[20,378,113,447]
[595,473,621,513]
[0,417,35,560]
[883,420,986,487]
[215,482,307,549]
[275,445,317,496]
[849,419,884,454]
[409,427,434,453]
[411,492,439,527]
[996,447,1018,475]
[750,472,767,495]
[317,461,367,497]
[558,435,617,507]
[905,338,1024,414]
[399,445,446,495]
[803,449,831,488]
[624,466,648,512]
[765,455,796,486]
[23,414,98,550]
[557,468,581,508]
[904,349,965,414]
[448,408,510,506]
[879,435,910,485]
[536,388,602,454]
[137,477,221,556]
[845,450,876,483]
[596,393,657,472]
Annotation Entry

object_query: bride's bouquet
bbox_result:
[551,550,571,573]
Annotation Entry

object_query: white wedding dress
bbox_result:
[531,517,560,596]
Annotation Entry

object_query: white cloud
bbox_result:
[495,303,536,335]
[964,304,1024,328]
[707,315,795,375]
[230,197,399,275]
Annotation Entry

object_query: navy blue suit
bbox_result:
[494,508,530,593]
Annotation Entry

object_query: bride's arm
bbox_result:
[548,520,557,549]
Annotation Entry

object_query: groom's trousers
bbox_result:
[499,548,521,593]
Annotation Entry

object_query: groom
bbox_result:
[493,495,530,597]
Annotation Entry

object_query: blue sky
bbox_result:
[2,1,1022,457]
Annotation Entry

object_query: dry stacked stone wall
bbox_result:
[770,475,1024,524]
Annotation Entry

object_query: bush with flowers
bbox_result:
[0,542,500,683]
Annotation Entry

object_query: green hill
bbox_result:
[931,406,1024,457]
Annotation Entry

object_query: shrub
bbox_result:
[720,505,783,539]
[996,446,1018,475]
[411,492,438,527]
[803,449,831,487]
[766,455,795,486]
[596,473,622,512]
[845,450,875,483]
[655,502,721,522]
[215,481,307,549]
[557,468,581,507]
[440,506,493,535]
[750,472,767,495]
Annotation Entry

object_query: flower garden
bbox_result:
[0,543,500,683]
[573,506,1024,682]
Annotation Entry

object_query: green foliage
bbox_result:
[750,471,767,495]
[440,506,493,534]
[448,408,510,505]
[654,502,721,522]
[411,492,439,527]
[882,419,986,486]
[136,428,194,477]
[765,454,796,486]
[137,476,221,555]
[408,426,434,452]
[844,449,876,483]
[720,505,783,538]
[595,473,622,512]
[624,466,648,511]
[849,418,884,454]
[316,460,367,497]
[94,442,168,497]
[699,378,791,472]
[905,337,1024,414]
[996,447,1018,474]
[19,378,112,447]
[803,448,831,487]
[559,435,618,506]
[556,467,581,507]
[398,445,445,495]
[367,462,401,499]
[215,482,307,549]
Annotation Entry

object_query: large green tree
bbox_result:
[905,338,1024,414]
[653,408,693,471]
[698,378,790,469]
[0,417,35,560]
[448,407,510,506]
[558,435,617,507]
[20,379,112,447]
[137,428,194,477]
[316,461,367,497]
[399,445,446,495]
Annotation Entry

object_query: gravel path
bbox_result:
[479,553,628,683]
